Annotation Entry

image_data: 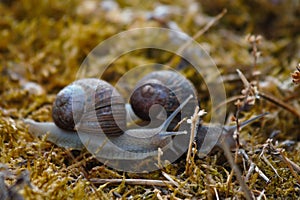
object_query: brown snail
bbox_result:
[24,71,268,163]
[129,70,268,156]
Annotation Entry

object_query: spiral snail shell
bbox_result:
[130,70,198,129]
[51,78,126,135]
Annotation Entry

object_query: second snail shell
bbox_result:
[130,70,198,129]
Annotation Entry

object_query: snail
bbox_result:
[128,70,268,156]
[24,72,268,162]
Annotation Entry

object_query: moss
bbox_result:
[1,0,300,199]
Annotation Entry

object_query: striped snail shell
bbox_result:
[52,78,126,135]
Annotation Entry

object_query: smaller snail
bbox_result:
[128,70,268,155]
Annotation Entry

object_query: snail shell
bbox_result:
[52,78,126,136]
[130,70,198,128]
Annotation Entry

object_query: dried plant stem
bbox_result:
[261,154,282,180]
[176,9,227,56]
[266,140,300,174]
[254,166,270,184]
[173,117,187,131]
[225,69,250,198]
[278,150,300,184]
[213,95,245,112]
[168,9,227,67]
[162,171,179,187]
[161,172,193,198]
[259,91,300,118]
[256,189,266,200]
[214,187,220,200]
[245,163,255,182]
[185,106,200,175]
[221,142,253,200]
[89,178,176,187]
[279,156,300,174]
[240,149,270,183]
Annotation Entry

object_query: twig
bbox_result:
[240,149,270,183]
[162,171,179,187]
[256,189,266,200]
[214,187,220,200]
[247,34,262,79]
[173,117,187,131]
[235,69,257,147]
[221,141,253,200]
[185,106,200,175]
[260,154,282,180]
[259,91,300,119]
[168,9,227,67]
[254,166,270,184]
[213,95,245,112]
[89,178,177,187]
[277,155,300,174]
[162,171,193,198]
[226,87,246,197]
[265,140,300,181]
[237,69,251,88]
[245,163,255,182]
[176,9,227,56]
[65,150,102,199]
[278,150,300,184]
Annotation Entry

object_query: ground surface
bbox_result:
[0,0,300,199]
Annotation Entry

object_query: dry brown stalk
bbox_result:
[259,91,300,119]
[89,178,176,187]
[278,150,300,184]
[185,106,200,175]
